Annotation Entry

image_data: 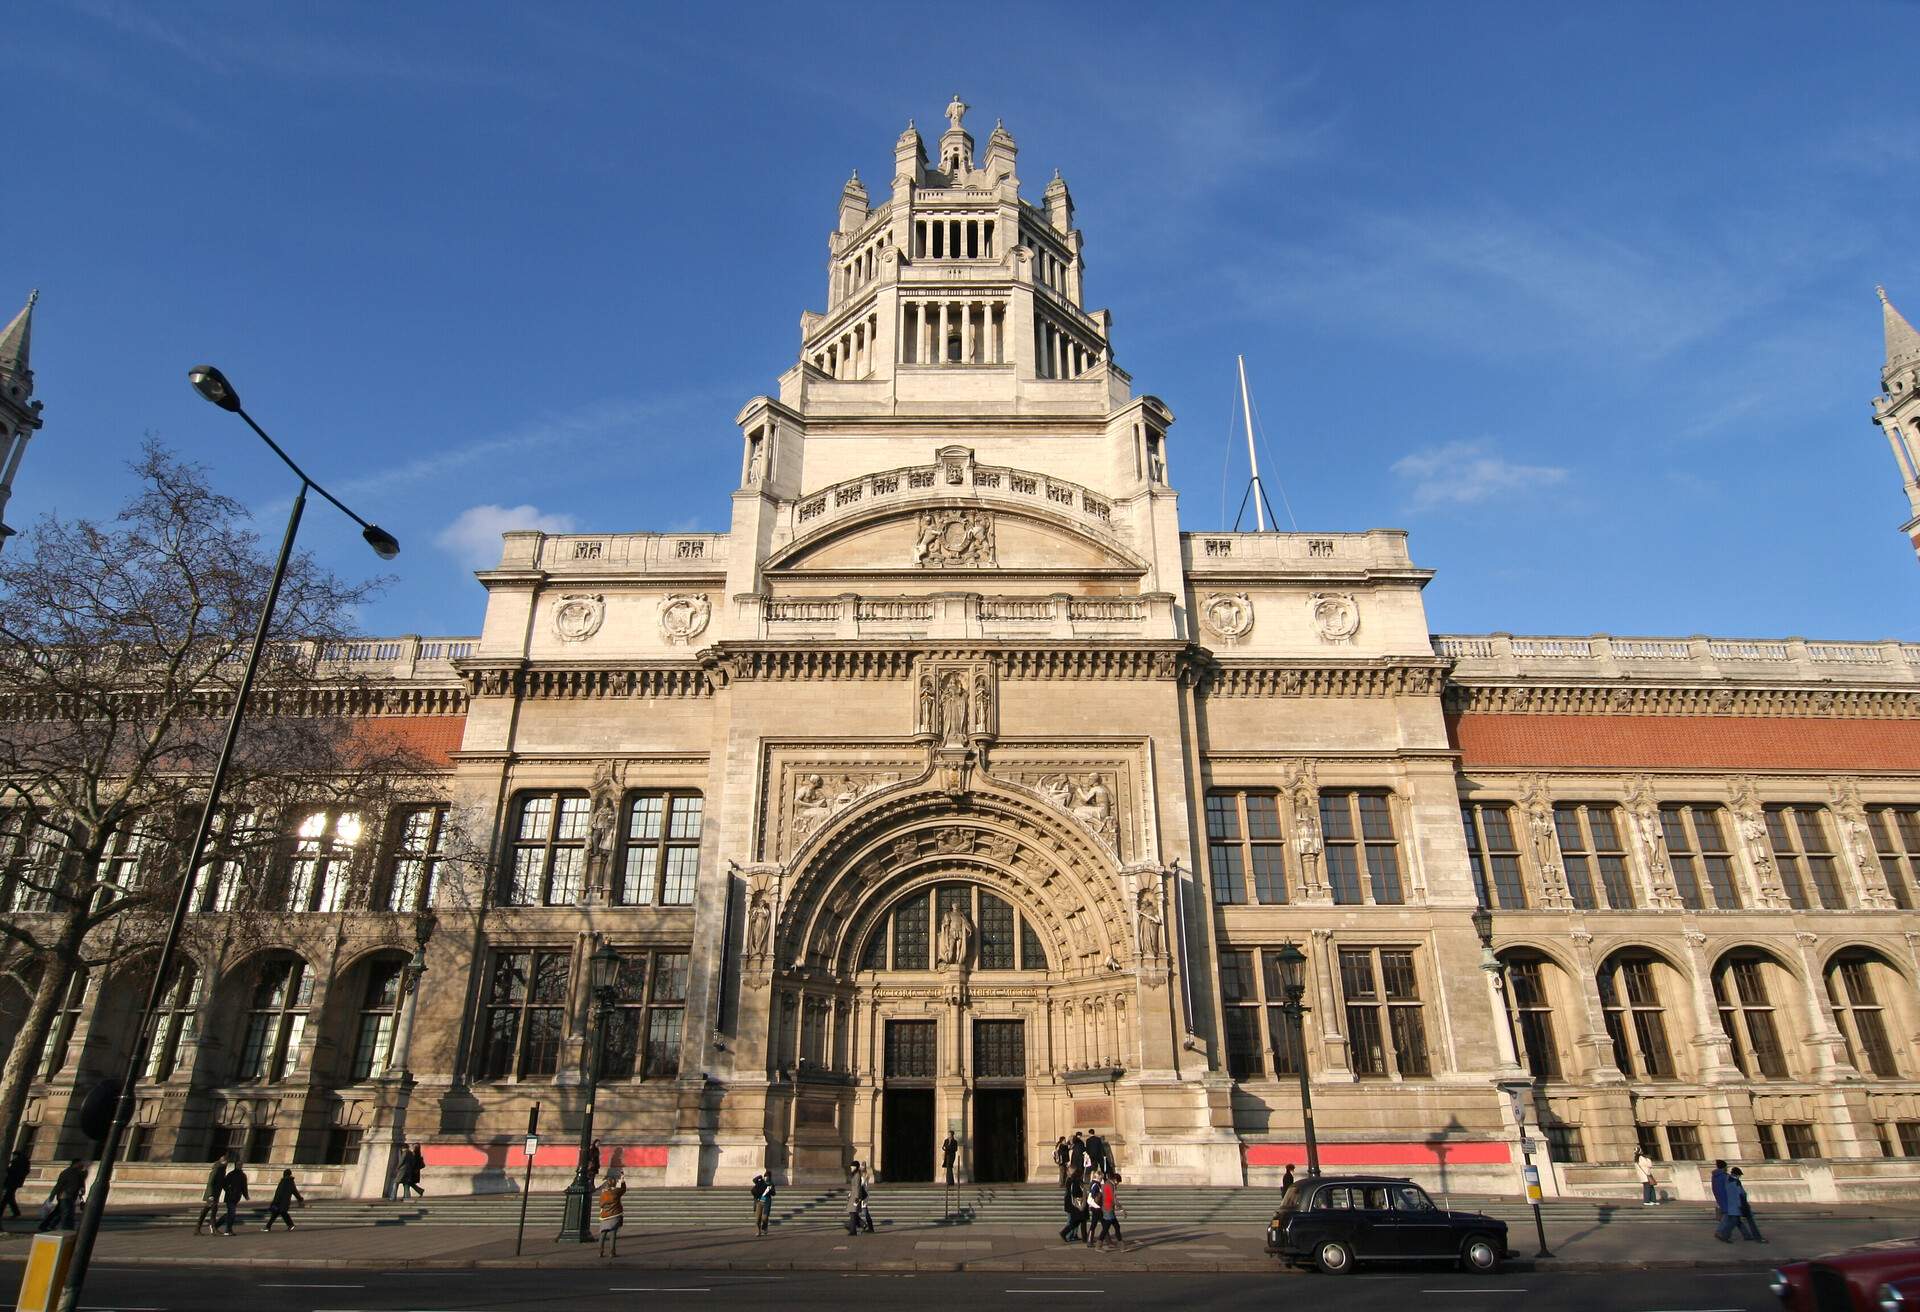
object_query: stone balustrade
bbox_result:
[1179,529,1417,574]
[313,636,476,680]
[520,532,730,572]
[740,592,1173,641]
[789,458,1121,539]
[1434,632,1920,684]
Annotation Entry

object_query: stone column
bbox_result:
[961,302,975,363]
[1789,930,1857,1079]
[1678,928,1743,1082]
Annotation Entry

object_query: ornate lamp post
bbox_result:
[562,940,622,1243]
[1270,941,1320,1178]
[382,909,438,1198]
[1474,906,1552,1258]
[57,366,400,1312]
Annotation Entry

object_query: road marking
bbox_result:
[609,1288,711,1293]
[261,1285,366,1289]
[1420,1291,1525,1295]
[1005,1292,1105,1296]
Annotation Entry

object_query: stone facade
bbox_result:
[6,106,1920,1203]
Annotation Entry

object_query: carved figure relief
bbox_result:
[1729,777,1789,909]
[658,593,712,645]
[913,509,995,568]
[553,593,606,643]
[1018,771,1120,851]
[936,904,974,967]
[1309,592,1361,645]
[1516,774,1570,908]
[1829,777,1896,908]
[1200,592,1254,642]
[1625,776,1681,909]
[791,771,901,839]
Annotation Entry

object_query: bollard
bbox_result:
[15,1233,75,1312]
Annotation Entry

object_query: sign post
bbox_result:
[515,1105,539,1257]
[1498,1080,1553,1258]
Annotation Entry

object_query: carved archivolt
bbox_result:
[553,593,605,643]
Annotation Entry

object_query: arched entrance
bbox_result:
[748,778,1153,1185]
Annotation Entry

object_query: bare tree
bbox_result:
[0,441,445,1157]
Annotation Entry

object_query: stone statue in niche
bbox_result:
[916,674,937,736]
[585,760,621,898]
[936,903,974,967]
[744,434,763,485]
[938,672,969,745]
[971,670,993,735]
[1136,881,1165,960]
[745,885,773,959]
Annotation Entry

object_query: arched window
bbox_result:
[1826,952,1901,1077]
[142,960,200,1081]
[349,959,405,1081]
[285,811,363,912]
[859,883,1048,972]
[237,957,312,1082]
[1598,953,1675,1080]
[1501,952,1562,1081]
[1712,954,1789,1079]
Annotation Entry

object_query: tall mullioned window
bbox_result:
[141,960,200,1081]
[1321,792,1404,905]
[506,793,589,906]
[1765,804,1847,910]
[1827,953,1899,1078]
[383,805,448,912]
[1462,802,1525,908]
[1661,805,1741,910]
[1339,947,1429,1078]
[237,957,312,1082]
[1598,954,1674,1080]
[478,950,570,1079]
[600,949,689,1080]
[1555,803,1634,910]
[1220,951,1261,1080]
[285,811,364,912]
[1503,953,1562,1081]
[1713,955,1788,1079]
[617,792,703,906]
[350,960,404,1082]
[1868,806,1920,910]
[1205,791,1287,905]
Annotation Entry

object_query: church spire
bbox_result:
[0,289,36,398]
[1880,285,1920,384]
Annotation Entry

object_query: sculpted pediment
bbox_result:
[768,504,1144,576]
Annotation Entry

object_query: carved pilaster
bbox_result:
[1728,777,1792,911]
[1678,927,1742,1082]
[1829,778,1900,910]
[1791,929,1859,1080]
[1626,776,1685,910]
[1566,927,1624,1083]
[1517,774,1573,910]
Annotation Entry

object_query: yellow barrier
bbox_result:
[15,1231,74,1312]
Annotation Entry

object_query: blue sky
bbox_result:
[11,1,1918,640]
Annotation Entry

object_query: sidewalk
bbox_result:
[4,1201,1916,1274]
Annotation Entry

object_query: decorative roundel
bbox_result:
[552,593,605,643]
[1308,592,1360,644]
[1200,592,1254,641]
[659,593,712,645]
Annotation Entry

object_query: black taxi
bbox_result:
[1265,1174,1513,1275]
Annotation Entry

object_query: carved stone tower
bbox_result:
[1871,285,1920,565]
[0,290,42,546]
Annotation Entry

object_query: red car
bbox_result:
[1770,1239,1920,1310]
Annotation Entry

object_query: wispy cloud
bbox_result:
[69,0,519,87]
[435,504,577,569]
[1392,440,1568,509]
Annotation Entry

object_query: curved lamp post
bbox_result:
[1271,940,1320,1178]
[563,940,622,1243]
[58,366,399,1312]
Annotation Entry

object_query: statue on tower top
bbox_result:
[945,94,968,131]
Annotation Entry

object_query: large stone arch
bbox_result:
[775,778,1134,982]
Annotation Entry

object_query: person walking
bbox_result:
[1709,1159,1731,1223]
[395,1144,424,1200]
[941,1132,959,1185]
[1634,1147,1658,1205]
[1097,1170,1124,1250]
[597,1176,627,1258]
[751,1173,774,1236]
[1069,1131,1087,1180]
[1086,1129,1112,1174]
[1060,1173,1086,1243]
[217,1160,249,1236]
[263,1169,304,1231]
[1052,1137,1070,1186]
[1083,1173,1104,1247]
[1714,1168,1765,1243]
[1281,1163,1296,1194]
[194,1157,230,1235]
[36,1160,85,1232]
[2,1148,28,1223]
[845,1164,874,1234]
[409,1143,427,1196]
[585,1139,603,1190]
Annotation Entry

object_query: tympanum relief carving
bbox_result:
[913,509,995,568]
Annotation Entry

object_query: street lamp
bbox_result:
[1475,907,1552,1259]
[562,939,622,1243]
[383,909,438,1198]
[1270,940,1320,1178]
[57,366,400,1312]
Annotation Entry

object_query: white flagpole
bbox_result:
[1237,354,1267,532]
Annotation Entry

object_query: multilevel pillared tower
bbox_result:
[0,290,41,546]
[1872,285,1920,565]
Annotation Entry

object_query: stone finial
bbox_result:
[1882,284,1920,379]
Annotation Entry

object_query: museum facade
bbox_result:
[9,102,1920,1202]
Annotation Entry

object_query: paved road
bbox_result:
[30,1264,1785,1311]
